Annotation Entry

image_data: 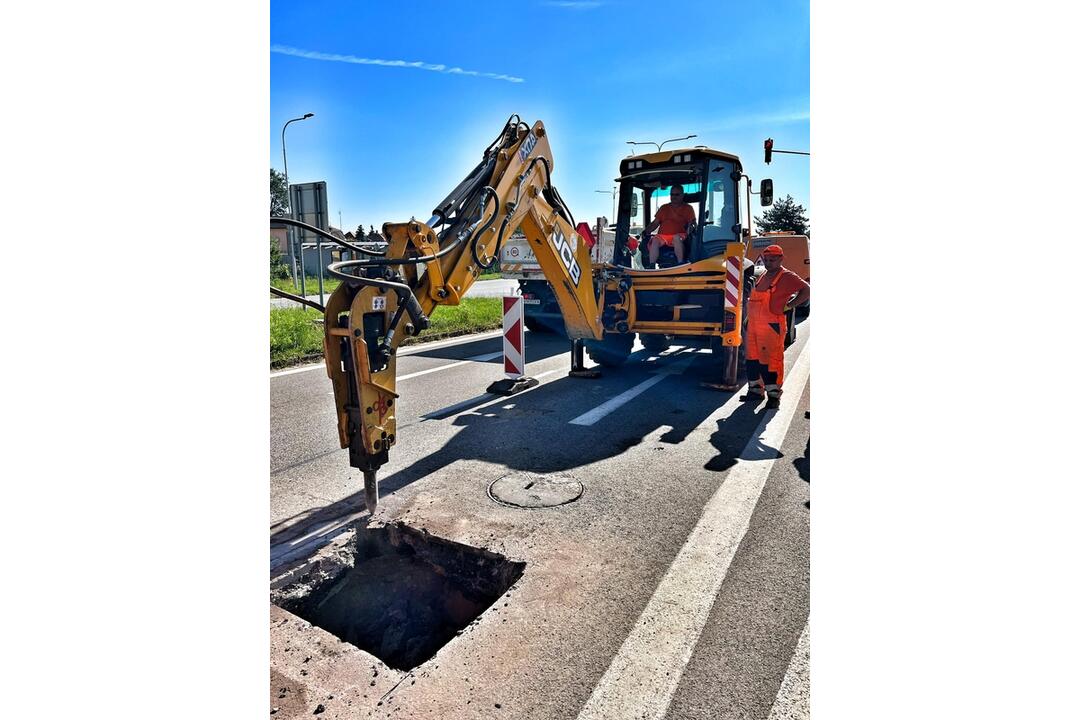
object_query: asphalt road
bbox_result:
[270,318,811,719]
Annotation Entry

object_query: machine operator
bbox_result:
[642,184,695,265]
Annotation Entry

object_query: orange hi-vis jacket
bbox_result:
[745,269,804,391]
[655,202,696,234]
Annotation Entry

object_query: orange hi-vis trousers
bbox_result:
[744,281,787,399]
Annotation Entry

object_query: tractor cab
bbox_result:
[612,148,744,269]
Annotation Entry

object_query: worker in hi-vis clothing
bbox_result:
[742,244,810,409]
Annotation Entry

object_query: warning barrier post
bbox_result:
[486,295,540,395]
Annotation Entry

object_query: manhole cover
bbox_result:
[488,472,584,508]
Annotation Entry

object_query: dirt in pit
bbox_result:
[279,525,525,671]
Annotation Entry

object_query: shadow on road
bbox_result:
[703,400,779,472]
[270,350,775,553]
[402,331,569,364]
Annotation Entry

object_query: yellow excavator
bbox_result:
[271,115,773,512]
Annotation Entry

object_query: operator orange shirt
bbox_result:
[654,202,696,235]
[757,268,810,315]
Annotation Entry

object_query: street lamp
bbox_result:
[595,189,616,222]
[281,112,314,295]
[626,134,698,153]
[659,134,696,150]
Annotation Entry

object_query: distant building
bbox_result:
[270,225,288,255]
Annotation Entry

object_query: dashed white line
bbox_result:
[397,351,502,381]
[568,351,697,426]
[575,342,810,720]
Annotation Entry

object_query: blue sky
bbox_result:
[271,0,809,234]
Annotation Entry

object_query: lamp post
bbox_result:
[594,189,616,222]
[626,134,698,153]
[282,112,314,295]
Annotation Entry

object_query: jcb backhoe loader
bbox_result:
[271,115,773,512]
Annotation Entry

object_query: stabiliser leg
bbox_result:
[568,338,601,379]
[701,345,741,391]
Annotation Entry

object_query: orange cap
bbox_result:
[762,244,784,256]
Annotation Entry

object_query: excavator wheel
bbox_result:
[640,333,671,353]
[585,332,635,367]
[523,316,547,333]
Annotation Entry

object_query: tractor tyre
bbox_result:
[523,316,551,333]
[585,333,635,367]
[640,333,671,353]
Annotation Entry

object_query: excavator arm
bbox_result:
[317,116,605,512]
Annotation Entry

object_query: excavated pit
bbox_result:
[272,523,525,671]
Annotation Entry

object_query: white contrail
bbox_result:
[270,45,525,83]
[542,1,605,8]
[704,107,810,132]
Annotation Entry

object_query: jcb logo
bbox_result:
[518,131,538,163]
[551,229,581,287]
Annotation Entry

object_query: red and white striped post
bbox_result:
[502,295,525,378]
[719,253,744,388]
[703,253,744,391]
[486,295,540,395]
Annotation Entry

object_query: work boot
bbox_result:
[765,396,781,410]
[740,391,764,403]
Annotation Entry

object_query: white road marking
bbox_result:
[269,363,326,378]
[568,351,697,426]
[270,330,504,378]
[419,368,563,421]
[397,351,502,381]
[270,512,362,570]
[575,342,810,720]
[396,330,502,356]
[767,619,810,720]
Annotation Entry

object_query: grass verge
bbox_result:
[270,296,503,368]
[271,276,343,297]
[272,273,500,297]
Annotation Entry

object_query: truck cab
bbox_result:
[613,148,744,269]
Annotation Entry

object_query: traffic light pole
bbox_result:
[764,137,810,165]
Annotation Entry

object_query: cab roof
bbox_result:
[617,147,742,181]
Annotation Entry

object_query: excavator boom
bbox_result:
[318,116,604,511]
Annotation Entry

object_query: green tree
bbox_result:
[270,237,291,280]
[754,194,810,236]
[271,168,289,217]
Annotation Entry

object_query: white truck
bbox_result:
[499,219,641,333]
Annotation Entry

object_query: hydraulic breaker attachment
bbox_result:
[324,275,428,513]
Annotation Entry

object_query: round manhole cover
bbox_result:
[487,473,584,508]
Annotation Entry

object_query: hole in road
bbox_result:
[275,524,524,671]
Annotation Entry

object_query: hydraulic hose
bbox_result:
[271,216,387,256]
[270,286,325,312]
[323,266,430,332]
[468,187,501,270]
[274,216,468,267]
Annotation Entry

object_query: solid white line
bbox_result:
[396,329,503,356]
[568,352,696,426]
[397,351,502,381]
[766,619,810,720]
[269,363,326,378]
[575,342,810,720]
[270,330,504,378]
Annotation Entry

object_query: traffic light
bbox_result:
[764,138,774,165]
